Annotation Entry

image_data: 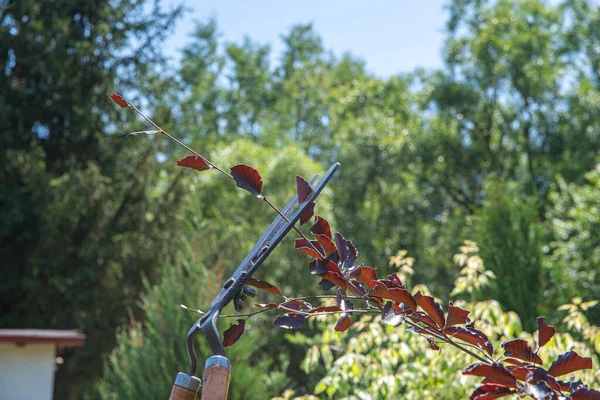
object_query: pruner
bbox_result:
[169,162,340,400]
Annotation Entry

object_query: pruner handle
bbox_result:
[169,373,201,400]
[201,356,231,400]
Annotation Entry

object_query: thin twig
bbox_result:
[128,103,233,179]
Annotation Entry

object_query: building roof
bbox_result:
[0,329,86,347]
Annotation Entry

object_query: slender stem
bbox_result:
[180,304,273,319]
[262,195,326,259]
[128,103,233,179]
[404,318,489,364]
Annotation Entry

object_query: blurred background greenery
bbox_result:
[1,0,599,398]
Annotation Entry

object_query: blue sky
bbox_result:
[162,0,449,77]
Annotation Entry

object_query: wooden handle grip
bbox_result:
[169,373,201,400]
[201,356,230,400]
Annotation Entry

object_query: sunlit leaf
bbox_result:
[414,291,445,328]
[322,271,347,290]
[447,304,470,327]
[312,233,336,256]
[231,164,263,196]
[311,216,332,239]
[462,363,517,388]
[501,339,543,365]
[427,337,440,351]
[369,286,417,310]
[504,358,530,367]
[382,301,405,326]
[469,384,515,400]
[523,381,555,400]
[445,326,494,355]
[176,155,210,172]
[525,367,561,392]
[570,387,600,399]
[335,315,351,332]
[547,351,593,377]
[537,317,556,348]
[294,239,325,259]
[109,93,128,108]
[274,313,306,329]
[223,319,245,348]
[349,265,378,289]
[246,277,283,296]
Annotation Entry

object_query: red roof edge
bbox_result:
[0,329,86,347]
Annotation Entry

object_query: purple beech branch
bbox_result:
[128,102,233,179]
[127,101,324,262]
[404,317,490,364]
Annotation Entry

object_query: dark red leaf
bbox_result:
[109,93,128,108]
[445,326,494,355]
[427,337,440,351]
[273,313,306,329]
[501,339,543,365]
[369,286,417,310]
[556,379,573,393]
[252,303,278,309]
[300,202,315,225]
[308,259,329,275]
[526,367,561,392]
[547,351,593,377]
[335,315,352,332]
[350,265,378,289]
[323,271,347,290]
[414,291,445,328]
[310,306,343,313]
[176,155,210,172]
[504,358,531,367]
[230,164,263,196]
[223,319,245,348]
[447,304,470,327]
[283,299,312,310]
[334,232,358,271]
[319,278,336,291]
[414,312,440,329]
[312,233,336,256]
[571,387,600,400]
[246,277,283,296]
[388,273,405,288]
[506,365,536,381]
[469,384,516,400]
[537,317,556,348]
[294,239,325,259]
[296,176,314,203]
[462,363,517,388]
[349,280,367,296]
[311,216,332,239]
[382,301,405,326]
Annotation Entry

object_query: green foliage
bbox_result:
[473,181,545,330]
[547,164,600,323]
[281,246,600,399]
[96,247,290,400]
[0,1,183,397]
[96,139,327,399]
[4,0,600,397]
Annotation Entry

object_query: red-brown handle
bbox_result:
[169,372,201,400]
[201,356,230,400]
